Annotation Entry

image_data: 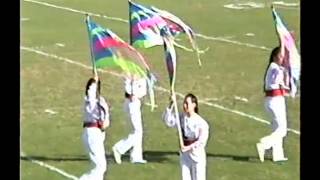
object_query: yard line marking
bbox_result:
[23,0,275,51]
[223,2,265,10]
[24,0,128,23]
[21,46,300,135]
[21,46,124,77]
[272,1,299,7]
[198,100,300,135]
[21,151,79,180]
[194,33,271,50]
[21,17,30,21]
[55,43,65,47]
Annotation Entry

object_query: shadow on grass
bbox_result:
[145,151,265,163]
[20,155,89,162]
[20,150,266,163]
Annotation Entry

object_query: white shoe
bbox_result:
[131,159,147,164]
[112,146,122,164]
[273,157,288,162]
[256,143,265,162]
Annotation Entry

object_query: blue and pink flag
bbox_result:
[272,7,300,97]
[86,15,157,110]
[150,6,201,66]
[128,0,202,66]
[129,0,166,48]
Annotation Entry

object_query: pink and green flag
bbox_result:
[272,7,300,97]
[86,15,157,110]
[128,0,202,66]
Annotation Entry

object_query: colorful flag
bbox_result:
[272,7,300,97]
[86,15,157,110]
[128,0,202,66]
[129,0,166,48]
[150,6,202,66]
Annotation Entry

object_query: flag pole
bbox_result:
[85,14,102,125]
[171,86,185,149]
[128,0,133,45]
[271,6,286,60]
[165,34,184,149]
[85,14,98,77]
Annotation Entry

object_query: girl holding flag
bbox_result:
[159,18,209,179]
[256,5,300,163]
[80,75,110,180]
[162,93,210,180]
[85,14,157,165]
[256,46,290,163]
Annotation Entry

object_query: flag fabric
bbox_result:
[161,27,184,149]
[86,15,157,110]
[272,7,301,97]
[150,6,202,66]
[161,27,177,88]
[128,0,202,66]
[129,0,166,48]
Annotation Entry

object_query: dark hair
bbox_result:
[184,93,199,113]
[263,46,280,92]
[85,78,101,97]
[269,46,281,64]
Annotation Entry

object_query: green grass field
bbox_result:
[21,0,300,179]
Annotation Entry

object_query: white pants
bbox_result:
[80,128,106,180]
[113,98,144,161]
[180,152,206,180]
[259,96,287,161]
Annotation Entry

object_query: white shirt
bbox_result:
[162,105,210,162]
[124,78,147,99]
[265,62,289,91]
[83,85,109,123]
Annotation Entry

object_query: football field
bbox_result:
[21,0,300,179]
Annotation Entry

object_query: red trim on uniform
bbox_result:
[265,89,288,97]
[183,139,197,146]
[83,121,103,128]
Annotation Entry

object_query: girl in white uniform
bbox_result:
[256,46,289,163]
[163,93,209,180]
[112,77,148,164]
[80,76,110,180]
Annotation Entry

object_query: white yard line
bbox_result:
[24,0,128,22]
[21,46,300,135]
[23,0,275,51]
[194,33,271,51]
[272,1,300,7]
[21,151,79,180]
[21,46,124,77]
[21,17,30,21]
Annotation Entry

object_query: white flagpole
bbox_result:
[85,14,98,77]
[163,33,184,149]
